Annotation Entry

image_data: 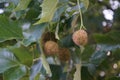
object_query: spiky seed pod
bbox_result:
[41,31,57,45]
[72,29,88,46]
[44,41,59,55]
[58,48,71,62]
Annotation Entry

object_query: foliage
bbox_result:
[0,0,120,80]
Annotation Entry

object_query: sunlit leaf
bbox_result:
[0,16,23,42]
[34,0,58,24]
[14,0,31,11]
[3,65,26,80]
[0,48,19,73]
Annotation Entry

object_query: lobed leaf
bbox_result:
[80,0,89,11]
[23,23,48,46]
[89,50,107,66]
[93,31,120,44]
[3,65,27,80]
[14,0,32,11]
[0,16,23,42]
[40,53,52,77]
[34,0,58,24]
[9,46,33,67]
[0,0,19,5]
[0,48,19,73]
[30,60,42,80]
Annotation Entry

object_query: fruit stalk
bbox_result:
[77,0,86,30]
[77,0,83,29]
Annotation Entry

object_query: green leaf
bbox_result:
[93,31,120,44]
[89,44,120,65]
[87,63,96,76]
[89,50,107,66]
[10,10,26,20]
[3,3,16,14]
[96,44,120,51]
[93,34,114,44]
[0,16,23,42]
[14,0,32,11]
[73,64,81,80]
[80,0,89,10]
[34,73,40,80]
[25,8,41,21]
[30,60,42,80]
[0,39,17,48]
[112,49,120,61]
[70,0,89,14]
[34,0,58,24]
[107,77,120,80]
[52,4,67,22]
[0,48,19,73]
[60,34,75,47]
[58,0,68,3]
[3,65,27,80]
[81,45,94,61]
[0,0,19,5]
[23,23,48,46]
[20,76,29,80]
[50,65,62,80]
[41,53,52,77]
[9,46,33,67]
[81,66,94,80]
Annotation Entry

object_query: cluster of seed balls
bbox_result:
[42,32,70,62]
[42,29,88,62]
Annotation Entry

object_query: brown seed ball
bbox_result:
[72,29,88,46]
[44,41,59,55]
[41,31,57,45]
[58,48,70,62]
